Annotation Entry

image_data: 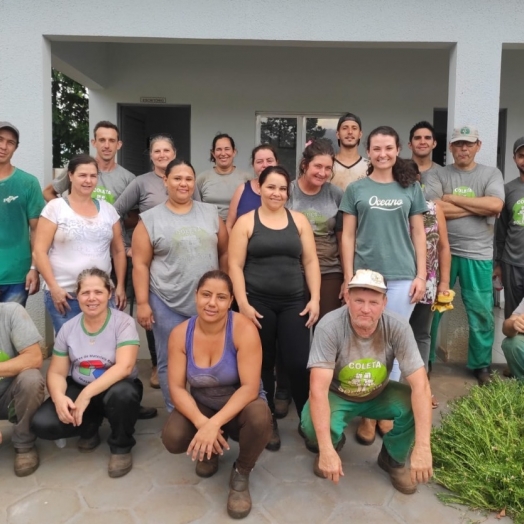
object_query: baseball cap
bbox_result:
[450,125,480,144]
[513,137,524,155]
[0,122,20,143]
[347,269,387,294]
[337,113,362,131]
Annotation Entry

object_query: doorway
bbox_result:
[118,104,191,175]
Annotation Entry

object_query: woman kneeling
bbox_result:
[32,268,142,478]
[162,270,271,519]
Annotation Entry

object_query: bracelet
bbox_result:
[416,276,426,282]
[30,265,37,271]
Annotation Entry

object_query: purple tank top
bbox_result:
[236,181,261,219]
[186,310,266,410]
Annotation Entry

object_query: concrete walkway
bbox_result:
[0,361,513,524]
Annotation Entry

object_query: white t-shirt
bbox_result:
[41,199,120,292]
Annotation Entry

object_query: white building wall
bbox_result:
[88,45,449,174]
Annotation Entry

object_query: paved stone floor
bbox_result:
[0,361,513,524]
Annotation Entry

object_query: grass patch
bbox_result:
[431,377,524,523]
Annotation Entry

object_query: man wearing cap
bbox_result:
[300,269,432,494]
[425,125,505,385]
[331,113,369,191]
[0,122,45,306]
[494,137,524,319]
[408,120,440,190]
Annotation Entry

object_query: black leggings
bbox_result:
[31,377,143,454]
[249,293,310,417]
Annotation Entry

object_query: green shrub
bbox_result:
[431,377,524,523]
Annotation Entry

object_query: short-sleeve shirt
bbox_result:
[495,177,524,268]
[339,177,428,280]
[424,163,505,260]
[419,163,441,196]
[0,303,43,397]
[308,305,423,402]
[287,180,343,274]
[52,165,136,205]
[197,168,251,221]
[40,199,120,292]
[0,168,45,284]
[331,157,369,191]
[140,201,220,316]
[513,298,524,316]
[53,309,139,386]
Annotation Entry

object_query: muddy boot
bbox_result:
[265,415,281,451]
[14,447,39,477]
[78,430,101,453]
[377,444,417,494]
[227,464,252,519]
[274,389,291,419]
[355,417,377,445]
[195,453,219,478]
[377,419,393,437]
[108,452,133,478]
[150,366,160,389]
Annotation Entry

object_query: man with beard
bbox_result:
[408,121,440,190]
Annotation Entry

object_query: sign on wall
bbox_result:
[140,97,166,104]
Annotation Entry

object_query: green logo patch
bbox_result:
[337,358,387,397]
[453,186,475,198]
[92,186,115,204]
[512,198,524,226]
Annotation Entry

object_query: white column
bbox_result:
[447,41,502,165]
[0,29,53,340]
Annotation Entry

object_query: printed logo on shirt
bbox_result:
[368,196,403,211]
[337,358,388,397]
[3,195,19,203]
[172,226,212,262]
[0,350,10,362]
[92,186,115,204]
[512,198,524,226]
[453,186,475,198]
[301,209,328,235]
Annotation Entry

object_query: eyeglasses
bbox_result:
[451,141,478,148]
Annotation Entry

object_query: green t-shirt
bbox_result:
[0,168,45,284]
[0,303,43,397]
[339,177,427,280]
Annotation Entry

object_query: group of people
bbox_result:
[1,112,523,519]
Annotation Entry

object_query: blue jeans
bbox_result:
[0,283,29,307]
[44,290,117,334]
[385,280,416,381]
[149,292,190,411]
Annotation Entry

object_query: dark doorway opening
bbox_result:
[118,104,191,175]
[433,108,507,175]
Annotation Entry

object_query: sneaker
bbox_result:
[274,390,291,419]
[265,416,281,451]
[473,367,492,386]
[150,366,160,389]
[108,452,133,478]
[195,453,219,478]
[377,444,416,494]
[138,405,158,419]
[227,464,252,519]
[78,431,101,453]
[355,417,377,445]
[14,447,39,477]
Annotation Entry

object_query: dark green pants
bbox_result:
[430,255,494,369]
[501,335,524,380]
[300,381,414,463]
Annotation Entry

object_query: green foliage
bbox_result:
[431,377,524,523]
[52,69,89,168]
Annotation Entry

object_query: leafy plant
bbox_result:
[431,377,524,523]
[52,69,89,168]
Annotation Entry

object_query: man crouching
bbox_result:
[300,269,432,493]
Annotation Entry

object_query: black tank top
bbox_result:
[244,208,304,298]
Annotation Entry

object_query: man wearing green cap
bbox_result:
[425,125,505,385]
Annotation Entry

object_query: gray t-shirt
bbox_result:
[0,303,43,397]
[287,180,343,274]
[197,168,251,220]
[52,165,136,205]
[425,163,505,260]
[419,163,441,196]
[53,309,139,386]
[339,177,427,280]
[308,305,423,402]
[495,177,524,267]
[140,201,220,316]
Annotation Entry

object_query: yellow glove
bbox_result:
[431,290,456,313]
